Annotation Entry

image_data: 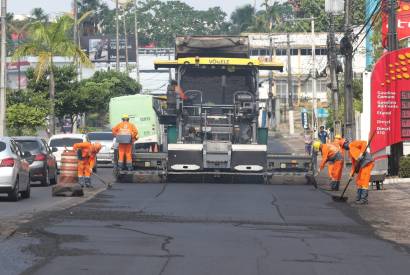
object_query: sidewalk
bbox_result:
[315,159,410,246]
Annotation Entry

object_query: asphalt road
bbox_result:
[0,139,409,275]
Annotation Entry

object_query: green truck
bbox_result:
[109,94,161,150]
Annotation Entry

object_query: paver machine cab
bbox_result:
[155,36,283,181]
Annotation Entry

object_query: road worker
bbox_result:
[112,114,138,171]
[171,80,188,101]
[89,143,102,175]
[343,139,374,205]
[313,140,343,191]
[73,140,93,188]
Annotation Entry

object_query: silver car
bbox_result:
[0,137,31,201]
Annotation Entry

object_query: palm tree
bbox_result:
[14,15,92,134]
[30,8,49,23]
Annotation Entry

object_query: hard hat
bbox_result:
[313,140,321,152]
[335,134,342,139]
[122,114,129,119]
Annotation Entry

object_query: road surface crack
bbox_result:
[271,193,287,225]
[107,224,174,275]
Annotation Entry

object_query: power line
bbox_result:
[352,7,382,55]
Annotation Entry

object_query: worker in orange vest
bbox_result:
[73,140,93,188]
[112,114,138,171]
[89,143,102,175]
[313,140,343,191]
[171,80,188,101]
[343,139,374,205]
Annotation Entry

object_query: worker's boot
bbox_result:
[333,181,340,191]
[78,177,85,188]
[357,189,368,205]
[355,189,363,204]
[85,177,92,188]
[330,181,338,191]
[127,163,133,171]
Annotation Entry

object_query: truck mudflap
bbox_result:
[267,154,312,184]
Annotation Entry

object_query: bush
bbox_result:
[399,155,410,178]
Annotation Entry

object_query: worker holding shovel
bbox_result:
[343,139,375,205]
[313,140,344,191]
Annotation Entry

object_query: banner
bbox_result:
[382,0,410,48]
[80,36,137,63]
[370,47,410,153]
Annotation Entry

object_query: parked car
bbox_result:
[48,134,87,170]
[0,137,31,201]
[13,136,58,186]
[86,132,114,169]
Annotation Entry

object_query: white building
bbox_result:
[247,31,366,105]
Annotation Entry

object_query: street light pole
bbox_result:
[115,0,120,71]
[134,0,140,82]
[0,0,7,136]
[343,0,354,140]
[311,17,317,132]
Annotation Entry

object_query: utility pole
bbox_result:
[268,36,274,129]
[73,0,80,80]
[328,13,340,135]
[343,0,354,140]
[0,0,6,136]
[311,17,317,132]
[287,33,295,134]
[122,9,129,74]
[115,0,120,71]
[134,0,140,82]
[387,0,402,175]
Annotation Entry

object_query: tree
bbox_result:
[14,15,92,135]
[6,104,49,136]
[230,4,255,33]
[30,8,49,23]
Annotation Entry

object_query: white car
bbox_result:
[0,137,31,201]
[86,132,114,167]
[48,134,87,170]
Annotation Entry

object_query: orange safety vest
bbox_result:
[320,143,342,170]
[112,121,138,141]
[73,142,92,159]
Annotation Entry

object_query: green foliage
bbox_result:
[79,70,141,113]
[6,103,48,135]
[326,77,363,127]
[399,155,410,178]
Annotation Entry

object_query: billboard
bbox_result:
[81,36,137,62]
[382,0,410,48]
[370,47,410,153]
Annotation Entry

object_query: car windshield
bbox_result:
[0,141,6,152]
[15,140,40,151]
[87,132,114,141]
[50,138,83,147]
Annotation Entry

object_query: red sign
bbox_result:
[371,48,410,153]
[382,0,410,48]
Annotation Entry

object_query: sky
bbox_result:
[9,0,265,17]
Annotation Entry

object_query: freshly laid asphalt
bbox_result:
[0,138,409,275]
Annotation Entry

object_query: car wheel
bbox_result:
[41,169,50,186]
[50,166,58,185]
[8,178,19,202]
[21,175,31,199]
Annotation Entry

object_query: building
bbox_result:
[247,31,366,105]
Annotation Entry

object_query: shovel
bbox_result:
[92,172,113,189]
